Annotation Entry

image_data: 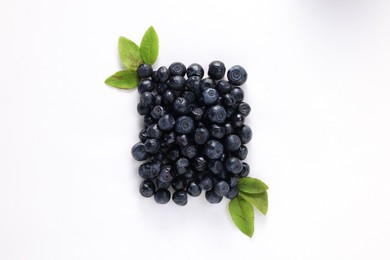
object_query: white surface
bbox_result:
[1,0,390,259]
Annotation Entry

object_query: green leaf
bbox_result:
[104,70,139,90]
[239,191,268,215]
[229,196,254,237]
[140,26,159,65]
[118,36,142,70]
[238,177,269,194]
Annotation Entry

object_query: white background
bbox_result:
[1,0,390,259]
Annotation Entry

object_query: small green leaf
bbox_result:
[229,196,254,237]
[104,70,139,90]
[238,177,269,194]
[118,36,142,70]
[140,26,159,65]
[239,191,268,215]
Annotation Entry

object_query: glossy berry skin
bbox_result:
[225,186,239,199]
[158,165,173,183]
[139,129,148,142]
[176,158,190,174]
[199,175,213,191]
[210,124,226,139]
[237,102,251,116]
[146,124,162,139]
[214,180,230,196]
[137,64,153,78]
[143,115,154,128]
[186,76,202,96]
[206,105,227,124]
[186,180,201,197]
[131,142,149,161]
[158,114,175,131]
[139,180,156,197]
[234,145,248,160]
[200,78,216,92]
[223,93,236,107]
[192,156,207,172]
[181,91,196,103]
[202,88,219,105]
[156,178,171,189]
[154,189,171,204]
[172,190,188,206]
[137,103,150,116]
[191,107,204,121]
[181,145,197,159]
[150,105,165,120]
[157,66,170,82]
[175,116,194,134]
[227,175,239,187]
[187,63,204,78]
[208,61,226,80]
[173,97,191,114]
[208,160,223,174]
[194,127,209,145]
[227,65,248,85]
[139,161,161,179]
[237,125,252,144]
[216,80,231,94]
[230,87,244,102]
[169,62,186,76]
[168,75,186,91]
[138,79,154,93]
[205,190,223,204]
[224,123,234,135]
[225,134,242,152]
[231,113,245,128]
[163,90,176,105]
[140,92,153,107]
[239,162,250,177]
[144,139,160,154]
[153,94,162,106]
[176,134,189,147]
[225,157,243,174]
[204,140,224,159]
[156,82,168,94]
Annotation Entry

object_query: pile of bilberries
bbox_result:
[131,61,252,206]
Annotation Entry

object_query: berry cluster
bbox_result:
[131,61,252,206]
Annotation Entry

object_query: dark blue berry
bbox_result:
[192,156,207,172]
[237,125,252,144]
[172,176,186,190]
[190,107,204,121]
[234,145,248,160]
[144,139,160,153]
[151,71,159,82]
[216,80,232,94]
[202,88,219,105]
[181,145,198,159]
[154,189,171,204]
[150,105,165,120]
[143,115,154,128]
[140,92,153,107]
[172,190,188,206]
[162,90,176,105]
[239,162,250,177]
[183,169,195,180]
[176,134,189,147]
[225,186,239,199]
[156,178,171,189]
[231,113,245,128]
[138,79,154,93]
[186,76,202,96]
[230,87,244,102]
[208,160,223,174]
[186,180,201,197]
[175,116,194,134]
[208,61,226,80]
[131,142,149,161]
[206,105,227,124]
[199,175,213,191]
[225,157,243,174]
[156,82,168,94]
[227,65,247,85]
[158,165,173,183]
[187,63,204,78]
[167,148,180,161]
[223,93,236,107]
[181,91,196,103]
[224,123,234,135]
[153,94,162,106]
[137,103,150,115]
[168,75,186,90]
[237,102,251,116]
[139,161,161,179]
[176,158,190,174]
[205,190,223,204]
[139,180,155,197]
[225,134,242,152]
[163,131,176,146]
[227,175,239,187]
[194,127,209,145]
[201,78,216,92]
[169,62,186,76]
[137,64,153,78]
[146,124,162,139]
[214,180,230,196]
[204,140,224,159]
[210,124,226,139]
[158,114,175,131]
[157,66,170,82]
[173,97,191,114]
[139,129,148,142]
